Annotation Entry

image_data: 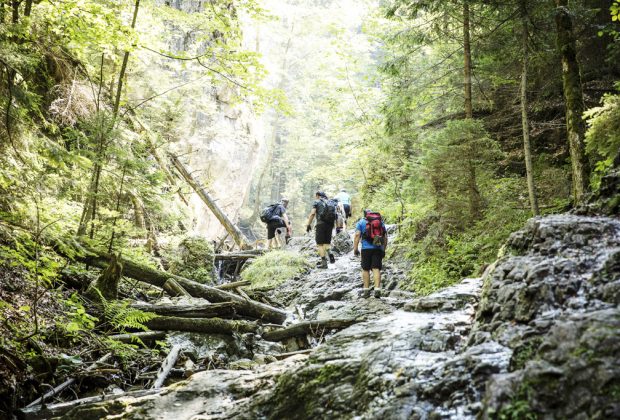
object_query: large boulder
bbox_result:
[168,236,215,284]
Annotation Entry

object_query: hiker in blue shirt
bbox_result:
[335,188,352,220]
[353,209,388,298]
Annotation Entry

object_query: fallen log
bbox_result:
[214,252,263,260]
[26,353,112,408]
[130,301,243,318]
[19,389,160,420]
[262,319,358,342]
[169,154,251,249]
[108,331,167,343]
[152,344,184,389]
[76,246,288,324]
[235,287,252,301]
[215,280,251,290]
[145,316,258,334]
[162,278,191,297]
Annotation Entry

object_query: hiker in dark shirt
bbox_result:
[267,199,291,249]
[306,191,336,269]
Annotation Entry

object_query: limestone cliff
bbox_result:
[130,0,267,240]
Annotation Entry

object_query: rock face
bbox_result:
[133,0,267,240]
[60,216,620,419]
[473,215,620,419]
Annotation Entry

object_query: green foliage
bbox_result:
[167,236,215,284]
[585,90,620,186]
[98,295,157,334]
[242,250,309,290]
[62,292,99,335]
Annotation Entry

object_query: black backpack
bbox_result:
[317,199,337,223]
[260,204,279,223]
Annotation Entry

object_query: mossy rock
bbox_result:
[169,236,215,284]
[241,250,310,290]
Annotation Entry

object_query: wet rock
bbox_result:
[330,231,353,255]
[63,214,620,419]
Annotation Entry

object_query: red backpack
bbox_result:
[364,212,386,246]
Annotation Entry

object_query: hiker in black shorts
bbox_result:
[305,191,336,269]
[353,209,388,298]
[266,199,291,249]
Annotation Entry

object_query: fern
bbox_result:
[94,289,158,334]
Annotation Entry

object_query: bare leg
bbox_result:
[373,269,381,289]
[362,270,370,289]
[317,244,326,258]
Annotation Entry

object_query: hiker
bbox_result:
[335,188,352,220]
[306,191,337,268]
[334,197,346,233]
[353,209,387,298]
[261,199,292,249]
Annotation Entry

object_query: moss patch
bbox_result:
[241,250,309,290]
[168,236,215,284]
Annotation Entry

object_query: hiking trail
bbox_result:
[34,214,620,419]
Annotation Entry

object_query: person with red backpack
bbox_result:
[353,209,388,298]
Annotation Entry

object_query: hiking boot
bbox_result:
[361,288,370,299]
[374,289,382,298]
[319,257,328,269]
[328,253,336,264]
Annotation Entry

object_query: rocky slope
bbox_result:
[55,210,620,419]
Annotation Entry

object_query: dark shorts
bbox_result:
[315,222,334,245]
[343,204,351,218]
[267,220,286,239]
[361,248,384,271]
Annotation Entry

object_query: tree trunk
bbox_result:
[129,190,160,253]
[23,0,32,17]
[554,0,590,204]
[112,0,140,121]
[169,154,251,249]
[108,331,167,343]
[520,0,539,216]
[262,318,358,342]
[463,0,473,119]
[467,159,482,220]
[131,301,244,318]
[85,253,122,301]
[129,191,146,230]
[145,316,258,334]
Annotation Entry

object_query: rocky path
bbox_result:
[55,214,620,419]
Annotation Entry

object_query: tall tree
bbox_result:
[554,0,590,204]
[520,0,539,215]
[463,0,482,219]
[78,0,141,236]
[463,0,473,119]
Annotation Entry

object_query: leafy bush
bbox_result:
[241,250,310,290]
[585,90,620,187]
